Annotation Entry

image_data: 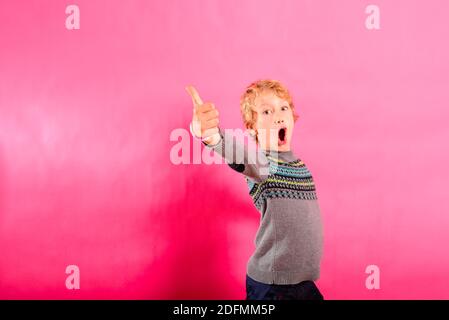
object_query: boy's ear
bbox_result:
[247,128,257,138]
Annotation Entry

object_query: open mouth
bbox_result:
[278,127,287,146]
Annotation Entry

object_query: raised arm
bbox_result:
[186,85,269,182]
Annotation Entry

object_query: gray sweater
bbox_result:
[204,128,323,285]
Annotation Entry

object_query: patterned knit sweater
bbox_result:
[204,128,323,285]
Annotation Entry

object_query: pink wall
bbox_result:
[1,0,449,299]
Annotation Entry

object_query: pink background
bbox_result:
[1,0,449,299]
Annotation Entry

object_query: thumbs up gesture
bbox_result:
[185,85,221,145]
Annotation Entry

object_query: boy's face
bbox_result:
[252,90,295,152]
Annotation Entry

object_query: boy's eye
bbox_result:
[263,110,271,115]
[281,106,289,111]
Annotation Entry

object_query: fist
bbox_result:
[185,85,221,145]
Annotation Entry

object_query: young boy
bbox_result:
[186,80,324,300]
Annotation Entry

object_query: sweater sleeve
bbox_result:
[203,128,270,183]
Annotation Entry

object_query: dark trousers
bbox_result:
[246,274,324,300]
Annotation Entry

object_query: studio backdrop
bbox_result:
[0,0,448,299]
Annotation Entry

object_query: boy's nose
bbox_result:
[275,119,284,125]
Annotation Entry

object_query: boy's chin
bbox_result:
[276,144,291,152]
[260,142,291,152]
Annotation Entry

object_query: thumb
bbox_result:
[185,85,204,109]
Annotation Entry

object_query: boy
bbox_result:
[186,80,324,300]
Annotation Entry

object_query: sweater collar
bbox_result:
[263,149,297,162]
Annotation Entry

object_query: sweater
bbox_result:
[204,128,323,285]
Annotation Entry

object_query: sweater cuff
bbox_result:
[202,127,224,148]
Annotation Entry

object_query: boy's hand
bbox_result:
[185,85,221,145]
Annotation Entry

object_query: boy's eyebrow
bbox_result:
[260,103,289,108]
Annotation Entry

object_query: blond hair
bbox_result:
[240,79,299,132]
